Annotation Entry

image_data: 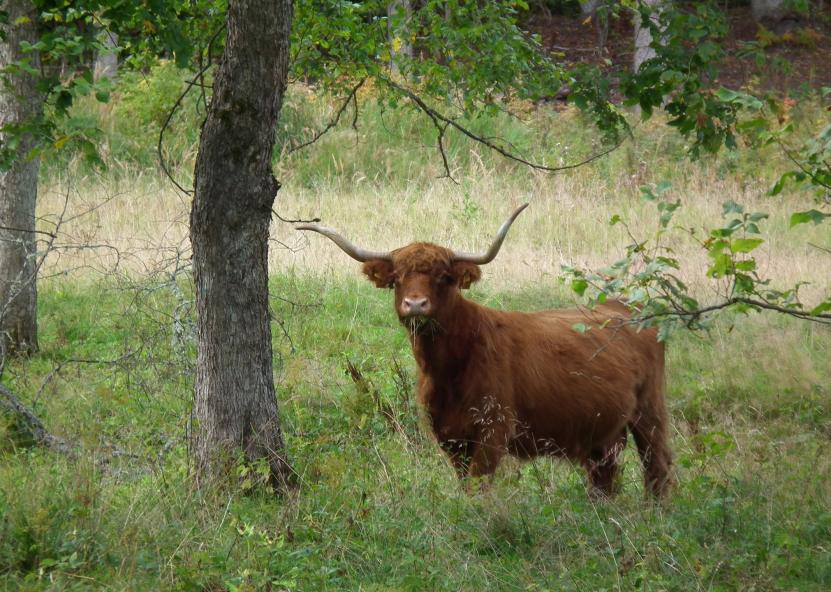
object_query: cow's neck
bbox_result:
[409,297,483,377]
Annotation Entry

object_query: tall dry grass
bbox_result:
[38,154,830,308]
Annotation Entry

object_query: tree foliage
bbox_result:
[1,0,829,333]
[0,0,222,169]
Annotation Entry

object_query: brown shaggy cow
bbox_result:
[298,205,672,498]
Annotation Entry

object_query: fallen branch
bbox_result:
[0,382,76,456]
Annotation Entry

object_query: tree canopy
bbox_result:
[1,0,829,333]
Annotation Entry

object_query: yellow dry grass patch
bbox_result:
[38,162,830,307]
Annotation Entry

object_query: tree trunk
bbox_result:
[388,0,414,73]
[751,0,801,33]
[633,0,664,73]
[582,0,603,16]
[94,31,119,82]
[190,0,293,490]
[583,0,618,54]
[0,0,42,358]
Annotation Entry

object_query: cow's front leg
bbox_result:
[467,428,508,480]
[440,439,472,479]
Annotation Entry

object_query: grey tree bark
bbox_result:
[633,0,665,73]
[94,31,119,82]
[0,0,42,357]
[190,0,293,490]
[581,0,603,15]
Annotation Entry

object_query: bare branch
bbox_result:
[426,115,457,183]
[809,242,831,255]
[634,296,831,326]
[288,78,367,154]
[34,350,140,406]
[0,225,57,239]
[271,209,321,224]
[779,140,831,192]
[158,26,224,196]
[381,77,624,174]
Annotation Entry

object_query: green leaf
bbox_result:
[810,300,831,316]
[571,279,589,297]
[789,210,828,227]
[736,117,770,132]
[734,273,755,294]
[707,238,730,257]
[770,171,806,195]
[722,200,743,215]
[53,135,71,150]
[731,238,764,253]
[572,323,589,334]
[708,253,732,278]
[714,87,763,110]
[655,180,672,195]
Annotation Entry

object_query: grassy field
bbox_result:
[2,82,831,590]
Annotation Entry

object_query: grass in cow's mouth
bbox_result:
[403,315,443,337]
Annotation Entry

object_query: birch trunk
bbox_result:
[751,0,801,33]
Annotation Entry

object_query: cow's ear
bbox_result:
[452,261,482,289]
[362,259,396,289]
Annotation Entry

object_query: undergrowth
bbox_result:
[1,276,830,590]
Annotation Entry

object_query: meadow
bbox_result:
[1,71,830,590]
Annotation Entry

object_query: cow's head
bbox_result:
[297,204,528,332]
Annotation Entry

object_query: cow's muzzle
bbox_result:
[400,296,430,317]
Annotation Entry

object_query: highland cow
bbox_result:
[299,204,672,497]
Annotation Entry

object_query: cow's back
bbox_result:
[473,301,661,460]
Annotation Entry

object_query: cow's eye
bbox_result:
[391,276,400,288]
[441,274,455,286]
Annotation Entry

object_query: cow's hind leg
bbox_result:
[584,431,627,498]
[629,411,672,498]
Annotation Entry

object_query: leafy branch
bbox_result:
[563,183,831,340]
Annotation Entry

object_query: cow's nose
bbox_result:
[401,296,430,316]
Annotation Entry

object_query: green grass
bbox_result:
[2,275,830,591]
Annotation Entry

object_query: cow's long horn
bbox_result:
[296,223,393,262]
[451,203,529,264]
